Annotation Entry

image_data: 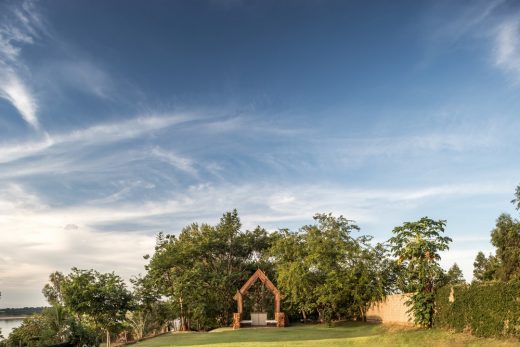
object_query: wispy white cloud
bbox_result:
[494,16,520,80]
[0,0,42,130]
[43,60,114,99]
[0,114,192,165]
[0,71,39,129]
[151,147,198,176]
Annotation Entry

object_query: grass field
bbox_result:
[132,322,520,347]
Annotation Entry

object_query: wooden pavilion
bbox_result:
[232,269,287,329]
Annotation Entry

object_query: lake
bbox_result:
[0,319,23,339]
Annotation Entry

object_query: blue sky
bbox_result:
[1,0,520,307]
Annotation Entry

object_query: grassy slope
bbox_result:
[133,322,520,347]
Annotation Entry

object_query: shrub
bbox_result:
[435,281,520,338]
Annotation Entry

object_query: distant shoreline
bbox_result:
[0,316,27,320]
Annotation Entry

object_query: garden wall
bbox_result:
[435,282,520,338]
[366,294,413,325]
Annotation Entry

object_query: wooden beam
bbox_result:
[237,291,243,314]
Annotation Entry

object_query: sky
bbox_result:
[1,0,520,307]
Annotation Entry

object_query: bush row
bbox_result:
[435,281,520,338]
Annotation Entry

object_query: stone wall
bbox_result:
[366,294,413,325]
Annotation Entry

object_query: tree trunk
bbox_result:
[106,329,110,347]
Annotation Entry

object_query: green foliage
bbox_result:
[512,183,520,210]
[42,271,65,306]
[145,210,274,330]
[490,213,520,282]
[61,268,134,340]
[6,306,98,347]
[435,282,520,338]
[472,251,499,282]
[127,275,172,339]
[388,217,452,328]
[445,263,466,286]
[270,213,395,324]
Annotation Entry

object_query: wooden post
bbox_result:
[233,312,241,329]
[274,293,280,313]
[237,291,243,314]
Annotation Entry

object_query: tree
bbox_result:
[7,306,97,347]
[61,268,133,347]
[511,183,520,210]
[271,213,392,324]
[126,275,170,339]
[472,251,499,282]
[445,263,466,286]
[145,210,274,330]
[490,213,520,281]
[388,217,452,328]
[42,271,65,306]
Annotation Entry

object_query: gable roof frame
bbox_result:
[233,269,281,314]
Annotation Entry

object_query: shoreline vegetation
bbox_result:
[0,317,27,320]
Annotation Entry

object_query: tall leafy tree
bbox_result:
[388,217,452,328]
[42,271,65,306]
[61,268,133,347]
[271,213,392,324]
[269,228,316,320]
[490,213,520,281]
[145,210,274,330]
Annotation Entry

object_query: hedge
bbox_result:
[435,281,520,338]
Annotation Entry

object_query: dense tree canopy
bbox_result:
[6,273,99,347]
[270,213,395,324]
[145,210,274,330]
[61,268,133,346]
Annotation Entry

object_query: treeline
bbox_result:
[0,308,45,317]
[3,184,520,346]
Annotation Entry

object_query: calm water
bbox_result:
[0,319,22,339]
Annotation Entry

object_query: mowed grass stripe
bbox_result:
[131,322,520,347]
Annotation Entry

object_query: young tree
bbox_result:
[61,268,133,347]
[472,251,499,282]
[388,217,452,328]
[490,213,520,281]
[445,263,466,286]
[42,271,65,306]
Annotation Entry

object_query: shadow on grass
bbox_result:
[134,322,384,347]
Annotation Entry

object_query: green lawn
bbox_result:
[132,322,520,347]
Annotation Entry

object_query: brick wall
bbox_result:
[366,294,413,325]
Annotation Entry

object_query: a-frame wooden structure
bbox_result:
[232,269,287,329]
